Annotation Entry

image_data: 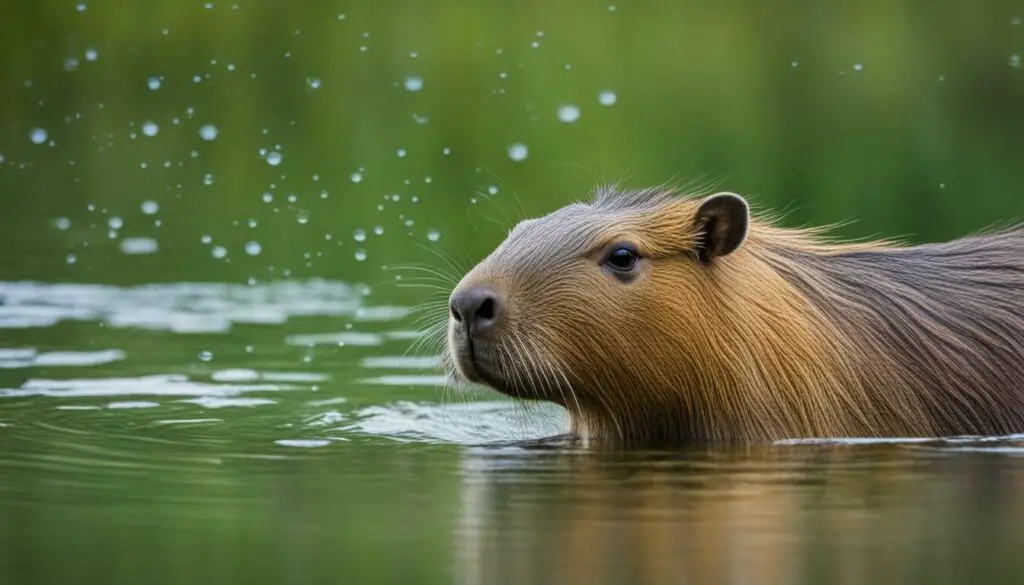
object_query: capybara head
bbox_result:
[444,187,754,440]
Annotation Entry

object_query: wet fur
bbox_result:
[444,186,1024,445]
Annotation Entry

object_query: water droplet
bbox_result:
[297,211,309,224]
[350,171,363,183]
[198,350,213,362]
[404,76,424,92]
[141,200,159,215]
[147,76,162,90]
[54,217,71,230]
[307,77,322,90]
[557,104,581,123]
[63,57,80,72]
[201,234,212,244]
[427,229,441,242]
[266,151,283,166]
[608,4,617,11]
[939,183,947,189]
[245,241,262,255]
[287,194,298,203]
[211,246,227,259]
[141,121,159,137]
[853,62,864,71]
[120,237,158,255]
[790,61,799,68]
[396,148,407,158]
[203,173,214,185]
[354,249,367,261]
[262,193,273,203]
[507,142,529,161]
[1011,54,1021,68]
[487,186,499,195]
[443,147,451,155]
[84,48,98,62]
[199,124,218,140]
[531,41,541,49]
[76,2,87,11]
[598,90,617,106]
[29,128,48,144]
[66,253,77,264]
[108,216,123,230]
[353,228,367,242]
[373,225,384,235]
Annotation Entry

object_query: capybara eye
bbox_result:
[606,247,638,271]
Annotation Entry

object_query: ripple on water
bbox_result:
[0,373,294,398]
[210,368,329,383]
[0,280,371,333]
[106,401,161,409]
[275,439,332,448]
[0,348,126,369]
[284,331,384,346]
[341,400,565,445]
[359,355,441,369]
[776,434,1024,456]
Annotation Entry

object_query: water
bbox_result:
[3,1,1024,583]
[4,281,1024,584]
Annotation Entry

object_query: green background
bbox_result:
[1,1,1023,584]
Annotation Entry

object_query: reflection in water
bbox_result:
[454,442,1024,585]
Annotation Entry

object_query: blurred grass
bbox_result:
[0,0,1021,287]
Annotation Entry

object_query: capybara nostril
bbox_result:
[449,286,502,334]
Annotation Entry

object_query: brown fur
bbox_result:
[443,186,1024,444]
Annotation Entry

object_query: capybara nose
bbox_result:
[450,286,502,335]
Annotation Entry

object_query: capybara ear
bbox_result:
[694,192,749,263]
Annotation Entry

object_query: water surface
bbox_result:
[3,280,1024,585]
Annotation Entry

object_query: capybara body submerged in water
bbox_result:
[443,186,1024,445]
